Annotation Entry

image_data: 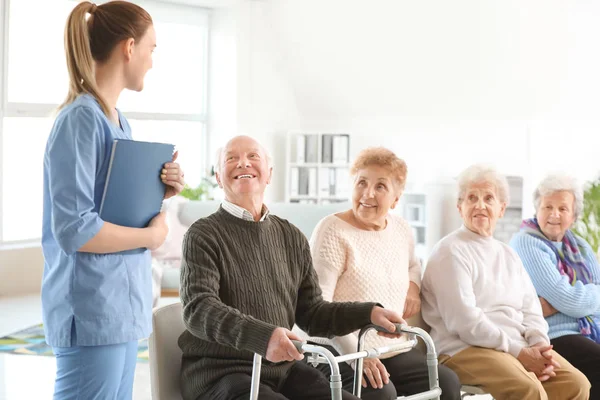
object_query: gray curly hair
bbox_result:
[457,164,510,205]
[533,174,583,220]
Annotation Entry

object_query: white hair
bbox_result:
[533,173,583,219]
[213,136,273,176]
[457,164,510,205]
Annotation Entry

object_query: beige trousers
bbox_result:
[439,347,590,400]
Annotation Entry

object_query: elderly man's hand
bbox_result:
[517,344,560,381]
[370,306,406,338]
[265,327,304,363]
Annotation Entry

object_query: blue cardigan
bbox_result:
[510,231,600,339]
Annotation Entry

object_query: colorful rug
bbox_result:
[0,324,149,363]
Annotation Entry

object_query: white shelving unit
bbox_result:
[285,132,351,204]
[392,192,428,265]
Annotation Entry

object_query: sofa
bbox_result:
[159,199,351,295]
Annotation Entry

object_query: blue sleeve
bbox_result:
[510,233,600,318]
[579,238,600,282]
[46,106,105,255]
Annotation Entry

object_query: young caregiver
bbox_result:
[41,1,185,398]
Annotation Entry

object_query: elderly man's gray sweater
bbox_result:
[178,206,376,399]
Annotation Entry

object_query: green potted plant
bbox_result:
[179,183,208,201]
[179,168,219,201]
[573,176,600,256]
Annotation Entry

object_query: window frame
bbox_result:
[0,0,211,244]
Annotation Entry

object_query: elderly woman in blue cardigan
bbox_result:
[511,173,600,399]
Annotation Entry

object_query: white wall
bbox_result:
[237,0,600,185]
[225,0,600,249]
[3,0,600,294]
[0,245,44,296]
[206,1,303,202]
[207,6,238,162]
[0,0,245,296]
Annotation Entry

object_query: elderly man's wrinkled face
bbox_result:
[537,191,576,242]
[352,166,399,230]
[458,181,506,237]
[216,136,272,199]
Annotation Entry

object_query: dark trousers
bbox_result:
[198,361,359,400]
[551,334,600,400]
[314,344,461,400]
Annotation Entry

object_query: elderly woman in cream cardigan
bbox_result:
[421,164,590,400]
[297,147,461,400]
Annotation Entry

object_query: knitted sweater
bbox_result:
[178,207,377,399]
[295,213,421,360]
[510,231,600,339]
[421,226,549,358]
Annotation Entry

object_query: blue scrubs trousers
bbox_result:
[52,340,138,400]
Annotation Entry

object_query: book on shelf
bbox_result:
[296,135,305,163]
[332,135,349,163]
[322,135,333,163]
[308,168,318,197]
[329,168,336,195]
[288,132,352,203]
[319,168,331,197]
[294,133,349,165]
[405,203,425,225]
[304,135,319,163]
[290,167,299,196]
[298,167,309,195]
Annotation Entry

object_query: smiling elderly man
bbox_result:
[177,135,405,400]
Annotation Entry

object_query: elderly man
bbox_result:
[421,164,590,400]
[178,135,405,400]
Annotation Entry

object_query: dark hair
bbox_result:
[60,1,153,116]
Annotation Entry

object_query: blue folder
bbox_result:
[99,139,175,230]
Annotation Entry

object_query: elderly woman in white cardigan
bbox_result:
[421,164,590,400]
[298,147,461,400]
[510,174,600,399]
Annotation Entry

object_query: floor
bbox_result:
[0,295,491,400]
[0,294,178,400]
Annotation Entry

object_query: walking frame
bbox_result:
[249,323,442,400]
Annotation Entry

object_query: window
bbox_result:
[6,0,74,105]
[1,118,53,242]
[0,0,209,243]
[129,119,206,187]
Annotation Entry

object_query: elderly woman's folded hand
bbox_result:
[517,344,559,381]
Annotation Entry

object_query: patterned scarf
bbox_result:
[520,218,600,343]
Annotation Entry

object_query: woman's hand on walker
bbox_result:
[162,151,185,199]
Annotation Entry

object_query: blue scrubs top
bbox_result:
[41,94,152,347]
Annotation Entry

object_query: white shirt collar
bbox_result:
[221,199,269,222]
